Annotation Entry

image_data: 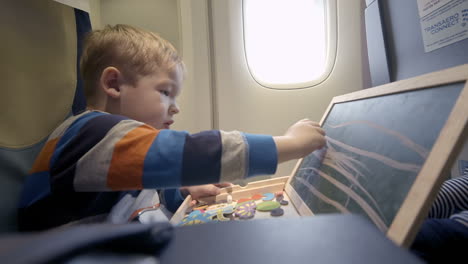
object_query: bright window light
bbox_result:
[243,0,328,88]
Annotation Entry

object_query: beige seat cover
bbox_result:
[0,0,77,148]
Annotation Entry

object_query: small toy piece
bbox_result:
[262,193,275,201]
[227,194,233,203]
[216,209,231,221]
[235,201,256,219]
[179,210,213,226]
[275,192,284,202]
[270,208,284,217]
[206,203,229,211]
[256,201,280,211]
[206,204,235,216]
[237,198,254,204]
[280,200,289,206]
[251,194,263,200]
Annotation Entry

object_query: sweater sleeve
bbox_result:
[48,113,277,192]
[160,188,186,213]
[428,175,468,220]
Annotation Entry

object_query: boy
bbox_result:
[18,24,326,231]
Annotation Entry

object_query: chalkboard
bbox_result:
[285,64,468,247]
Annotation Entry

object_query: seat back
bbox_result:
[0,0,90,232]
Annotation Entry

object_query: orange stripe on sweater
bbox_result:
[107,124,159,190]
[29,138,60,173]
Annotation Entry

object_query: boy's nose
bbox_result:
[169,104,180,115]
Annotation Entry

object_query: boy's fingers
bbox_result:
[308,121,321,127]
[201,185,220,196]
[299,119,320,127]
[316,127,326,136]
[215,182,232,188]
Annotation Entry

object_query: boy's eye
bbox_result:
[160,90,170,96]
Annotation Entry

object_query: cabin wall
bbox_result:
[365,0,468,178]
[99,0,181,50]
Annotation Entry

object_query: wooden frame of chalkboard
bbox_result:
[285,64,468,247]
[171,65,467,248]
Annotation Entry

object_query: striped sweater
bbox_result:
[18,111,277,230]
[428,175,468,227]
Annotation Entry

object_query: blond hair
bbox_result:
[80,24,184,102]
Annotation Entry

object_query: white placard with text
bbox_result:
[417,0,468,52]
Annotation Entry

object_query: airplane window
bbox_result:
[243,0,333,89]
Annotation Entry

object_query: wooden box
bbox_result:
[171,65,468,248]
[171,175,302,225]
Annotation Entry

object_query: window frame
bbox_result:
[241,0,337,90]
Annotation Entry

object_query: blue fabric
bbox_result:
[51,114,127,193]
[162,188,185,213]
[49,112,105,168]
[181,130,222,186]
[411,218,468,263]
[0,142,44,232]
[243,133,277,177]
[72,8,91,115]
[143,130,186,189]
[18,171,50,208]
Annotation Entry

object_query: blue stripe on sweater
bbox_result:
[142,129,186,188]
[50,112,106,168]
[243,133,277,177]
[50,113,128,193]
[181,130,222,186]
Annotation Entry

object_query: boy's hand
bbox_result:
[180,183,232,201]
[274,119,326,163]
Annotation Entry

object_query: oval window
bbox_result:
[243,0,336,89]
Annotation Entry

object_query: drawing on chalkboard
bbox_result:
[289,80,465,233]
[293,120,431,232]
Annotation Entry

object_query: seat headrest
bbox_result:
[0,1,77,149]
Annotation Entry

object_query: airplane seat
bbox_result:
[0,1,90,233]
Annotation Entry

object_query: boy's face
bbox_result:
[119,68,182,129]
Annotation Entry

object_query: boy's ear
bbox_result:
[100,67,122,99]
